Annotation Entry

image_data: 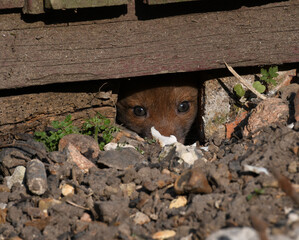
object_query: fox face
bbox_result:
[116,79,198,144]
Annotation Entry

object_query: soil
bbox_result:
[0,87,299,240]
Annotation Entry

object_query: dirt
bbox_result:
[0,87,299,240]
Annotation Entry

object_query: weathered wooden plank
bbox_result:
[0,1,298,90]
[0,81,118,135]
[0,0,23,9]
[45,0,128,9]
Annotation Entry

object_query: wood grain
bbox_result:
[0,1,298,90]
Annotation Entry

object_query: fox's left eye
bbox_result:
[133,106,147,117]
[177,101,190,113]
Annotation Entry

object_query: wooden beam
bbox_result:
[45,0,128,9]
[0,0,23,9]
[0,1,298,90]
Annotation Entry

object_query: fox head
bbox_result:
[116,79,198,144]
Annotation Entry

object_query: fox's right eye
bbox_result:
[133,106,147,117]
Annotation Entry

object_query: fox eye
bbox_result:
[133,106,147,117]
[177,101,190,113]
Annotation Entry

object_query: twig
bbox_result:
[66,200,90,210]
[224,61,267,100]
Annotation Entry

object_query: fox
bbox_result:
[116,78,199,144]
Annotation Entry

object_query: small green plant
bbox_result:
[233,84,246,98]
[233,66,278,98]
[82,113,120,151]
[34,115,79,151]
[246,188,265,201]
[35,113,119,152]
[260,66,278,86]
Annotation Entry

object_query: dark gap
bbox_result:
[21,5,128,24]
[0,8,22,15]
[0,0,288,23]
[135,0,288,20]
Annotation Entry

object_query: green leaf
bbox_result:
[269,66,278,78]
[252,81,266,93]
[64,114,72,122]
[260,68,269,77]
[52,120,60,129]
[233,84,245,98]
[269,78,277,86]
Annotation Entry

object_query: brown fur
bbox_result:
[116,79,198,144]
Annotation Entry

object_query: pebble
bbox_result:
[80,212,92,222]
[65,143,97,173]
[152,230,176,239]
[288,161,297,173]
[5,166,26,189]
[38,198,62,212]
[169,196,188,209]
[119,182,136,197]
[133,211,150,225]
[60,183,75,197]
[26,159,48,195]
[59,134,100,159]
[243,98,289,137]
[174,167,212,195]
[160,142,205,167]
[98,148,145,170]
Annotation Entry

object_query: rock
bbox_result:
[26,159,48,195]
[225,111,247,139]
[133,211,150,225]
[65,143,97,173]
[59,134,100,159]
[94,198,130,223]
[243,98,289,137]
[206,227,259,240]
[169,196,188,209]
[175,142,204,166]
[47,151,67,163]
[160,142,205,167]
[143,180,157,192]
[208,163,232,191]
[152,230,176,239]
[60,183,75,197]
[38,198,62,212]
[174,167,212,194]
[21,226,43,240]
[6,206,23,226]
[0,149,28,177]
[120,183,136,198]
[98,148,145,170]
[5,166,26,190]
[80,212,92,222]
[288,161,297,173]
[103,142,135,151]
